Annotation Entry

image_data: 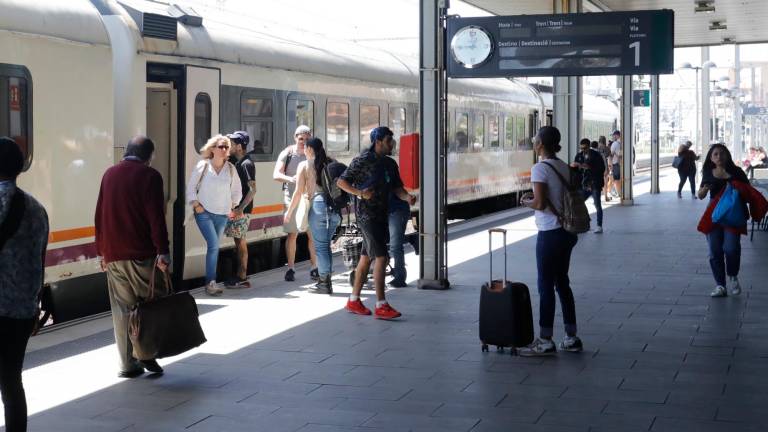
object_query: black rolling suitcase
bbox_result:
[479,228,534,354]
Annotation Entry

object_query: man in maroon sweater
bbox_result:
[95,136,169,378]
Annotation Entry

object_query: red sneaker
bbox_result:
[346,299,372,315]
[374,303,402,320]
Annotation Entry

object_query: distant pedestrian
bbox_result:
[697,144,750,298]
[519,126,582,356]
[597,136,612,202]
[746,147,767,178]
[572,138,606,233]
[273,125,318,282]
[0,137,49,432]
[338,126,415,320]
[224,131,257,288]
[384,153,413,288]
[186,135,242,296]
[609,130,622,198]
[284,138,345,294]
[676,141,698,198]
[95,136,167,377]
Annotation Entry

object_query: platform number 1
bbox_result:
[629,42,640,67]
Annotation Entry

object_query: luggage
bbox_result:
[129,263,207,360]
[479,228,534,354]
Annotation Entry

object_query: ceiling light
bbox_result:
[695,1,716,13]
[709,21,727,31]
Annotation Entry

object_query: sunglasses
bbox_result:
[216,145,230,150]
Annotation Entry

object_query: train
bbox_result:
[0,0,617,324]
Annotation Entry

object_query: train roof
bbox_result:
[0,0,110,45]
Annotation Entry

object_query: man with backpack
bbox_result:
[273,125,317,282]
[225,131,257,288]
[0,137,49,432]
[572,138,606,233]
[337,127,416,320]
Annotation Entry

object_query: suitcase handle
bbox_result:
[488,228,507,287]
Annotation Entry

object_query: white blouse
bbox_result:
[186,160,242,216]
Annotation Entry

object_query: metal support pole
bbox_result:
[733,44,742,162]
[553,0,582,161]
[701,47,711,145]
[695,69,700,155]
[418,0,449,290]
[650,75,660,194]
[621,75,634,205]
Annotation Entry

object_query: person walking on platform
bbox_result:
[224,131,257,289]
[274,125,317,282]
[609,130,622,198]
[95,136,167,377]
[597,136,612,202]
[338,126,415,320]
[284,138,345,294]
[676,141,699,198]
[519,126,582,356]
[187,135,242,296]
[697,144,751,298]
[572,138,606,233]
[0,137,49,432]
[383,152,414,287]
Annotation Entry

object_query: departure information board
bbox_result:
[446,10,674,78]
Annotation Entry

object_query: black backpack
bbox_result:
[320,161,349,213]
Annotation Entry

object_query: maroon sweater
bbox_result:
[95,160,169,263]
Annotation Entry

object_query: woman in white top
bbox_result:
[519,126,582,356]
[187,135,242,295]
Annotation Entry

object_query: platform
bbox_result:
[9,169,768,432]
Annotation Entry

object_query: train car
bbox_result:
[1,0,559,324]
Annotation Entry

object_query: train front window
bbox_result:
[193,93,211,153]
[505,115,515,149]
[287,98,314,140]
[360,104,380,148]
[326,102,349,152]
[473,114,484,151]
[0,66,32,170]
[455,113,468,152]
[388,106,406,140]
[489,116,500,148]
[241,95,274,154]
[516,116,528,150]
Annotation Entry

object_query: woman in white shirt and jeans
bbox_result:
[187,135,242,295]
[520,126,582,356]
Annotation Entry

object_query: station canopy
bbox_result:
[462,0,768,47]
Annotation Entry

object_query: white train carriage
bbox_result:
[0,0,616,324]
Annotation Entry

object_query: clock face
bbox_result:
[450,26,493,69]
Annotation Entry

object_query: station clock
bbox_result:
[450,25,494,69]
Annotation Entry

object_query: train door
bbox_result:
[184,66,220,280]
[146,83,178,270]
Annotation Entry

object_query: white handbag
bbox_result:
[295,196,310,232]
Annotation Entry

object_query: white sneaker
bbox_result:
[710,285,727,298]
[518,338,556,357]
[205,281,223,296]
[728,277,742,295]
[559,336,584,353]
[594,226,603,233]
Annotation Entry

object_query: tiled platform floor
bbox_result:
[7,169,768,432]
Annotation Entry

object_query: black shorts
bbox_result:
[612,163,621,180]
[358,218,389,258]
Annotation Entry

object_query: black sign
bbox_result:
[446,10,674,78]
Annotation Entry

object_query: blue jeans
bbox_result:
[536,228,578,339]
[194,210,228,284]
[706,226,741,286]
[582,187,603,227]
[388,206,410,283]
[308,195,340,277]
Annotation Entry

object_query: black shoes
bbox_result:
[140,359,164,374]
[310,275,332,295]
[118,368,145,379]
[310,268,320,281]
[389,279,407,288]
[284,268,295,282]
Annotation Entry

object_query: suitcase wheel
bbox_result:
[496,346,504,353]
[481,343,489,352]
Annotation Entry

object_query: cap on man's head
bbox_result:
[612,130,621,137]
[294,125,311,136]
[227,131,250,146]
[370,126,394,145]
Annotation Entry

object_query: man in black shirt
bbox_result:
[225,131,256,288]
[572,138,606,233]
[338,127,415,320]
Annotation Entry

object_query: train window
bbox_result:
[287,98,314,137]
[489,116,500,148]
[388,106,406,141]
[472,114,484,151]
[193,93,211,153]
[241,95,273,154]
[455,113,468,152]
[504,115,515,149]
[0,69,31,169]
[360,104,380,147]
[326,102,349,152]
[516,116,529,150]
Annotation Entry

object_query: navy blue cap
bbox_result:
[227,131,250,146]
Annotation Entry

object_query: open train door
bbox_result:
[183,66,220,280]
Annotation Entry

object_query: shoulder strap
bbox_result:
[540,161,566,219]
[0,188,27,250]
[541,160,570,189]
[195,161,208,194]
